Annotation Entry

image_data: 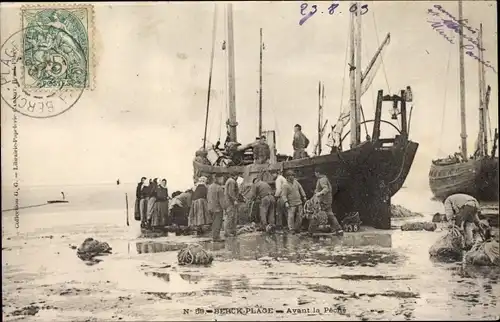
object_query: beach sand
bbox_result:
[2,185,499,321]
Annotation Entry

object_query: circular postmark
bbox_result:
[0,26,87,118]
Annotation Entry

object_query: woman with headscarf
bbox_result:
[140,179,152,228]
[151,179,169,229]
[146,178,159,229]
[188,176,211,232]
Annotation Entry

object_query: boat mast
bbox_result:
[226,3,238,143]
[258,27,263,137]
[202,5,218,150]
[458,0,468,158]
[477,23,488,157]
[349,3,357,148]
[317,81,323,155]
[354,2,362,145]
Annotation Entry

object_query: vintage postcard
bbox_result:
[1,1,498,321]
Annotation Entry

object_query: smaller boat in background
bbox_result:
[47,191,69,204]
[428,3,498,202]
[47,200,69,204]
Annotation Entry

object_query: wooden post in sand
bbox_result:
[125,193,130,226]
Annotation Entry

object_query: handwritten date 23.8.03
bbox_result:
[299,2,369,26]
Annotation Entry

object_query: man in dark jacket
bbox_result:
[314,168,343,235]
[135,177,147,222]
[253,135,271,164]
[208,174,226,241]
[224,173,240,237]
[249,176,276,230]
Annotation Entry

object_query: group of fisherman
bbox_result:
[134,166,344,241]
[247,167,343,236]
[194,124,312,166]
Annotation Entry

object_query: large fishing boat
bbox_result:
[428,0,499,202]
[193,2,419,229]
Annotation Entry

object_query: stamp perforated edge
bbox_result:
[19,3,96,92]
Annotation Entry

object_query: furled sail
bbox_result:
[329,33,391,148]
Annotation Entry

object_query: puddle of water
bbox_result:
[133,233,398,267]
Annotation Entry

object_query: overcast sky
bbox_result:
[1,1,498,191]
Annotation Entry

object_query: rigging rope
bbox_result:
[202,5,218,150]
[223,5,229,137]
[438,45,452,155]
[218,88,223,140]
[338,28,350,115]
[371,4,391,93]
[486,100,492,150]
[331,26,351,151]
[361,23,374,139]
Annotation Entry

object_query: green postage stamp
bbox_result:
[21,4,95,90]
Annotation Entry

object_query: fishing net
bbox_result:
[341,212,362,232]
[465,240,500,266]
[303,196,328,226]
[401,222,437,231]
[341,212,362,225]
[177,244,213,266]
[429,226,465,261]
[77,237,112,261]
[237,222,258,235]
[432,213,447,223]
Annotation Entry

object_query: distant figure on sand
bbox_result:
[61,192,65,200]
[189,176,211,233]
[443,193,488,249]
[134,177,146,221]
[293,124,310,159]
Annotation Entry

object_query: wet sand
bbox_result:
[2,206,500,321]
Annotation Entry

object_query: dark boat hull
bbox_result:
[194,137,419,229]
[429,157,499,202]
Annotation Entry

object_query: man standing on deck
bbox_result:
[443,193,488,250]
[208,174,226,242]
[224,173,240,237]
[282,170,307,233]
[314,168,343,235]
[249,176,276,231]
[274,170,288,229]
[293,124,310,159]
[253,135,271,164]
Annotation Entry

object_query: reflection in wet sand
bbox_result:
[134,233,398,267]
[136,241,187,254]
[3,186,499,321]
